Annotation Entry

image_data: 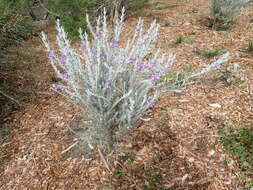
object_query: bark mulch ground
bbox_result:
[1,0,253,189]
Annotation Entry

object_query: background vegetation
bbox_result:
[0,0,252,189]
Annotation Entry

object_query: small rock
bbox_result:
[208,149,215,157]
[209,103,221,108]
[189,157,194,162]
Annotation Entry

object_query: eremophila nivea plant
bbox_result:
[210,0,249,30]
[41,8,230,153]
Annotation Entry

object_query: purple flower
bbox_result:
[119,21,125,26]
[60,55,66,65]
[104,80,110,89]
[96,33,103,40]
[137,63,145,71]
[111,40,119,48]
[213,63,221,70]
[91,50,97,57]
[63,72,70,79]
[147,101,155,108]
[81,41,86,48]
[135,26,141,33]
[151,73,160,80]
[126,108,133,117]
[100,52,106,58]
[162,66,171,73]
[48,51,55,61]
[142,31,147,36]
[51,85,64,93]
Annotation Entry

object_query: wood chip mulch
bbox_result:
[1,0,253,189]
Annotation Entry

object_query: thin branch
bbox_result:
[98,147,112,173]
[61,141,79,154]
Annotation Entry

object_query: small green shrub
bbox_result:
[171,36,184,45]
[243,41,253,54]
[143,170,163,190]
[154,3,168,10]
[114,171,127,179]
[45,0,151,38]
[219,125,253,187]
[198,49,226,58]
[171,36,195,45]
[183,66,192,73]
[45,0,95,38]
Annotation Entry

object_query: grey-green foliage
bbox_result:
[210,0,249,30]
[42,8,230,153]
[42,8,174,152]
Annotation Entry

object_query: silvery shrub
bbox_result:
[210,0,249,30]
[41,8,230,153]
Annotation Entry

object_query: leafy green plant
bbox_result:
[102,184,111,190]
[45,0,95,38]
[198,49,226,58]
[162,72,185,85]
[183,66,192,73]
[171,36,196,45]
[0,123,15,139]
[144,170,163,190]
[242,41,253,54]
[154,3,168,10]
[171,36,184,45]
[46,0,151,38]
[119,153,134,162]
[245,182,253,188]
[219,125,253,186]
[114,171,127,179]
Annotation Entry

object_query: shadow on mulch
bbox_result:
[63,115,98,160]
[109,125,211,190]
[63,114,211,190]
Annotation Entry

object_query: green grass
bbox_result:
[114,171,127,179]
[102,184,111,190]
[129,0,150,8]
[153,3,169,10]
[242,41,253,55]
[219,125,253,188]
[143,169,165,190]
[183,66,192,73]
[171,36,196,45]
[231,79,245,85]
[197,49,226,58]
[161,72,185,85]
[0,123,16,173]
[0,123,16,139]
